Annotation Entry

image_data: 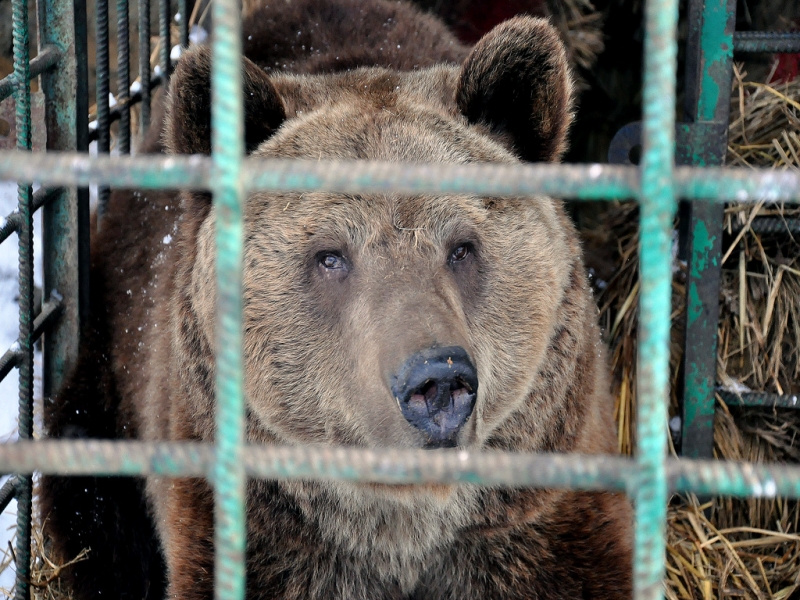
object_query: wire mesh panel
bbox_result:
[0,0,798,598]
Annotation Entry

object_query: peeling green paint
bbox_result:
[697,0,734,122]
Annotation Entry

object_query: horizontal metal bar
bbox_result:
[0,152,799,202]
[0,475,20,513]
[0,441,634,490]
[671,459,800,497]
[0,187,59,245]
[719,390,800,409]
[1,440,800,499]
[731,217,800,235]
[0,45,62,102]
[88,72,164,143]
[733,31,800,54]
[0,299,63,383]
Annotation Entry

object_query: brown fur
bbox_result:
[41,1,631,598]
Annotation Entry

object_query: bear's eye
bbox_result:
[318,251,348,271]
[449,244,471,264]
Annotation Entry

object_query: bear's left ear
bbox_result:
[456,17,574,163]
[164,46,286,155]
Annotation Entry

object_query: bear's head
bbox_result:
[164,17,596,457]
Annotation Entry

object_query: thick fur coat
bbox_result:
[41,1,632,598]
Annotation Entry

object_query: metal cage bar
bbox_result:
[210,0,246,596]
[11,0,34,594]
[117,0,131,154]
[635,0,678,595]
[0,155,798,201]
[679,0,735,459]
[139,0,151,133]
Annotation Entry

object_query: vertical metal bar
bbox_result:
[11,0,33,595]
[96,0,111,217]
[159,0,171,79]
[117,0,131,154]
[635,0,678,597]
[139,0,151,133]
[178,0,188,48]
[679,0,735,459]
[211,0,245,595]
[38,0,87,407]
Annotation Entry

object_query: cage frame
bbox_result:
[0,0,799,598]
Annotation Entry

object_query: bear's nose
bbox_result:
[391,347,478,448]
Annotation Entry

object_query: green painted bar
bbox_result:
[636,0,678,596]
[210,0,246,595]
[3,441,800,499]
[0,152,799,201]
[37,0,88,422]
[679,0,734,459]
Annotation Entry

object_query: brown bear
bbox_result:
[40,1,632,598]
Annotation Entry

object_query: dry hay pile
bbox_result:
[584,64,800,598]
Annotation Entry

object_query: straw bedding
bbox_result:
[585,63,800,599]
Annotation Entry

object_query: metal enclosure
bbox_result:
[0,0,799,598]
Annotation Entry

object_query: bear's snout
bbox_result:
[390,346,478,448]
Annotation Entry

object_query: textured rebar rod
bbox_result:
[96,0,111,218]
[0,475,20,513]
[731,217,800,235]
[670,459,800,497]
[117,0,131,154]
[11,0,33,594]
[2,440,800,498]
[0,45,61,101]
[719,390,800,409]
[178,0,188,48]
[139,0,151,133]
[733,31,800,53]
[211,0,246,595]
[637,0,678,596]
[88,71,164,142]
[0,188,61,245]
[159,0,171,78]
[0,300,65,384]
[0,152,798,201]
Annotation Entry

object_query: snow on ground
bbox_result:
[0,181,44,595]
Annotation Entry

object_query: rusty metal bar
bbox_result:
[679,0,735,459]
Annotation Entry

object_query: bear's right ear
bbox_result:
[456,17,574,163]
[164,46,286,155]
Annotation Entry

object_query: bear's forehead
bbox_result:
[249,193,490,237]
[256,67,517,164]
